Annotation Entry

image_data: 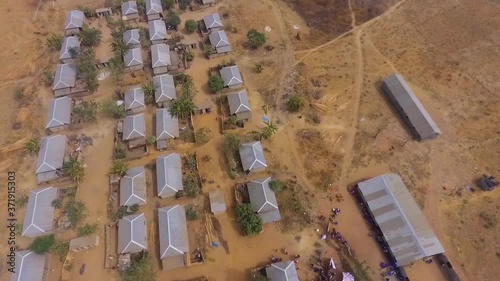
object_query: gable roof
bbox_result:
[358,174,445,266]
[265,261,299,281]
[46,97,72,129]
[121,1,138,15]
[22,187,58,237]
[124,87,145,110]
[247,177,281,223]
[120,166,147,206]
[65,10,85,30]
[123,29,140,46]
[239,141,267,172]
[53,64,77,90]
[158,205,189,259]
[156,153,183,197]
[149,20,167,41]
[227,90,251,114]
[151,44,172,68]
[123,113,146,140]
[124,47,143,67]
[145,0,162,15]
[220,65,243,87]
[203,13,223,29]
[154,74,176,103]
[208,30,230,48]
[118,213,147,254]
[156,108,179,140]
[36,135,68,174]
[209,189,226,214]
[10,250,47,281]
[59,36,80,61]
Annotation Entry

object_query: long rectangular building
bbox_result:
[357,174,445,266]
[381,74,441,140]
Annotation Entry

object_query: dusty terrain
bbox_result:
[0,0,499,281]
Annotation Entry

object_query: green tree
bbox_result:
[77,223,98,237]
[183,50,194,61]
[46,34,63,51]
[286,95,305,112]
[185,205,198,221]
[41,69,54,86]
[64,200,87,227]
[120,253,157,281]
[111,38,130,57]
[181,75,197,98]
[261,121,278,139]
[161,0,175,9]
[208,75,224,93]
[178,0,191,10]
[236,204,263,235]
[247,29,266,49]
[101,98,126,119]
[73,100,98,123]
[269,180,283,193]
[109,56,124,85]
[184,19,198,33]
[29,235,55,254]
[195,127,213,145]
[146,136,156,145]
[170,96,195,119]
[251,272,269,281]
[183,174,200,198]
[141,80,156,105]
[76,49,99,93]
[77,6,94,18]
[114,142,127,159]
[109,160,129,176]
[204,45,214,56]
[24,137,40,156]
[78,24,102,47]
[223,134,241,153]
[52,241,69,262]
[167,11,181,27]
[63,157,85,182]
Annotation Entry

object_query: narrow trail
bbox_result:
[348,0,357,28]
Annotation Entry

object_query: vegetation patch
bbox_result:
[29,235,55,254]
[276,180,313,233]
[236,204,263,236]
[120,253,157,281]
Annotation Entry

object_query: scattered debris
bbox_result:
[264,26,272,32]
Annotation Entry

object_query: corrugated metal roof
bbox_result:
[65,10,85,30]
[156,153,183,198]
[46,97,72,129]
[209,189,226,214]
[151,43,172,68]
[203,13,223,29]
[145,0,162,15]
[22,187,58,237]
[265,261,299,281]
[10,250,46,281]
[53,64,76,90]
[220,65,242,87]
[382,74,442,140]
[120,166,147,206]
[124,47,143,67]
[208,30,230,52]
[36,135,67,174]
[156,108,179,140]
[149,20,167,41]
[59,36,80,60]
[158,205,189,260]
[121,1,138,15]
[124,87,145,110]
[123,113,146,140]
[69,234,99,250]
[123,29,140,46]
[247,177,281,223]
[118,213,147,254]
[358,174,445,266]
[202,0,215,4]
[227,90,251,115]
[154,74,176,103]
[239,141,267,172]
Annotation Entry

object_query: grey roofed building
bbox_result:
[46,97,72,129]
[208,30,231,53]
[65,10,85,30]
[158,205,189,270]
[36,135,68,175]
[22,187,58,237]
[202,0,215,4]
[124,87,145,111]
[123,114,146,140]
[239,141,267,172]
[220,65,243,87]
[120,167,147,206]
[156,153,183,198]
[203,13,223,29]
[154,74,177,103]
[146,0,162,16]
[247,177,281,223]
[265,261,299,281]
[381,74,442,140]
[53,64,77,90]
[151,44,172,67]
[121,1,138,15]
[149,20,167,41]
[156,108,179,140]
[10,250,47,281]
[209,189,226,214]
[357,174,445,266]
[124,48,143,67]
[123,29,140,47]
[59,36,80,61]
[227,90,251,120]
[118,213,147,254]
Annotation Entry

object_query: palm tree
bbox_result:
[170,96,195,119]
[109,160,128,177]
[110,39,129,57]
[261,121,278,139]
[141,80,156,105]
[63,157,85,183]
[77,24,102,47]
[24,137,40,156]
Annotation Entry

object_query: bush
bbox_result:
[51,198,62,208]
[114,142,127,159]
[77,223,98,237]
[78,6,94,18]
[78,24,102,47]
[185,19,198,33]
[129,204,140,213]
[15,195,29,207]
[204,45,214,56]
[170,96,195,119]
[73,100,98,123]
[183,174,200,198]
[141,80,156,105]
[178,0,191,10]
[223,134,241,153]
[202,155,212,162]
[162,0,175,9]
[247,29,266,49]
[41,69,54,86]
[269,180,283,193]
[251,272,268,281]
[167,11,181,27]
[120,253,157,281]
[29,235,55,254]
[236,204,263,235]
[184,50,194,61]
[64,200,87,227]
[254,63,263,73]
[24,137,40,156]
[52,241,70,262]
[46,33,63,51]
[63,157,85,182]
[185,155,197,170]
[76,49,99,93]
[185,205,198,221]
[109,160,129,176]
[286,95,305,112]
[14,85,25,101]
[208,75,224,93]
[101,98,126,119]
[146,136,156,145]
[195,127,213,145]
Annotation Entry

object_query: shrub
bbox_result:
[269,180,283,193]
[223,134,241,153]
[120,253,157,281]
[14,85,25,101]
[78,6,94,18]
[64,200,87,227]
[24,137,40,156]
[236,204,263,235]
[51,198,62,208]
[129,204,140,213]
[167,11,181,27]
[195,127,213,145]
[251,272,268,281]
[73,100,98,123]
[184,50,194,62]
[202,155,212,162]
[101,98,126,119]
[76,49,99,93]
[204,45,214,56]
[208,75,224,93]
[185,155,197,170]
[178,0,191,10]
[286,95,305,112]
[63,157,85,182]
[77,223,98,237]
[15,195,29,207]
[185,205,198,221]
[146,136,156,145]
[183,174,200,198]
[170,96,194,119]
[141,80,156,105]
[185,19,198,33]
[29,235,55,254]
[46,34,63,51]
[41,69,54,86]
[52,241,70,262]
[114,142,127,159]
[162,0,175,9]
[78,24,102,47]
[254,63,263,73]
[109,160,128,176]
[247,29,266,49]
[181,75,197,98]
